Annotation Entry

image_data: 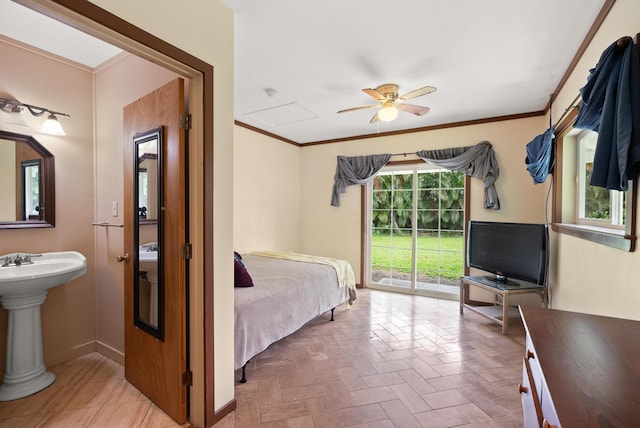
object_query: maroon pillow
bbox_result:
[234,252,253,287]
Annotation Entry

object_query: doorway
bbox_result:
[4,0,216,425]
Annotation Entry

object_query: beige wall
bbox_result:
[548,0,640,319]
[93,53,180,358]
[4,0,638,424]
[1,0,235,422]
[299,117,548,282]
[233,126,302,253]
[87,0,237,417]
[236,0,640,322]
[0,41,96,368]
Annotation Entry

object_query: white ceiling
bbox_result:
[1,0,607,144]
[0,0,122,69]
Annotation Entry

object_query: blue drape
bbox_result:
[525,127,555,184]
[574,38,640,191]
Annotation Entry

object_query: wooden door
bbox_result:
[123,78,187,423]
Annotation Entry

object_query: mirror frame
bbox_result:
[0,130,55,229]
[133,126,164,340]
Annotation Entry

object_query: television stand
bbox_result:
[482,275,521,287]
[459,276,547,334]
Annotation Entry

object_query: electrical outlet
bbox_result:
[112,201,118,217]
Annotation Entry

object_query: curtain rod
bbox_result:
[552,36,634,130]
[552,93,581,130]
[390,152,418,157]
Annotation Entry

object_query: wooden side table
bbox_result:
[459,276,547,334]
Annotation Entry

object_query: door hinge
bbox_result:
[181,243,192,260]
[180,113,192,130]
[182,370,193,386]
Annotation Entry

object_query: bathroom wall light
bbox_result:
[40,114,66,136]
[0,104,30,130]
[0,97,69,135]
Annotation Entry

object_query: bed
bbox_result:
[234,251,357,382]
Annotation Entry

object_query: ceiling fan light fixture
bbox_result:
[378,103,398,122]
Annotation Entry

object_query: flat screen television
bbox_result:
[467,221,548,286]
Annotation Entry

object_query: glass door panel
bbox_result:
[369,166,464,298]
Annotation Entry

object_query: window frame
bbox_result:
[552,109,637,252]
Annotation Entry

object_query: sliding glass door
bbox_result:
[365,163,465,298]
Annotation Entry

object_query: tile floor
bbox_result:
[0,352,187,427]
[222,288,526,427]
[0,288,527,427]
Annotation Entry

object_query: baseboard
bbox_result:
[96,341,125,365]
[210,398,236,426]
[45,341,95,367]
[71,341,97,356]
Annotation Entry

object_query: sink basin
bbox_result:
[0,251,87,401]
[0,251,87,296]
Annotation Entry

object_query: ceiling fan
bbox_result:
[337,83,436,124]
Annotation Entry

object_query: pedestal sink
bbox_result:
[139,243,158,326]
[0,251,87,401]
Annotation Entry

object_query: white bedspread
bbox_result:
[249,251,356,289]
[234,253,355,370]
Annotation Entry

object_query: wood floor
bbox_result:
[0,352,186,427]
[220,288,526,427]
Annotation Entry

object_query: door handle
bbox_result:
[117,253,130,263]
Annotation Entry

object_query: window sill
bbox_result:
[551,223,636,252]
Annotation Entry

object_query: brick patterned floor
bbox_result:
[221,288,526,427]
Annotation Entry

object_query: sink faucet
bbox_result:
[0,254,42,267]
[24,254,41,263]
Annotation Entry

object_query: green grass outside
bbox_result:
[371,233,464,280]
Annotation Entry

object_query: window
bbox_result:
[577,130,626,228]
[365,163,465,298]
[21,160,41,220]
[552,111,636,251]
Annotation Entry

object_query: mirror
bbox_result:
[0,130,55,228]
[133,126,164,340]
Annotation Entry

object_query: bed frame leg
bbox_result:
[240,363,248,383]
[330,308,335,321]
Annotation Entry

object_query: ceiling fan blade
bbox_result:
[337,105,380,114]
[398,85,436,101]
[362,88,385,101]
[397,103,430,116]
[370,111,381,124]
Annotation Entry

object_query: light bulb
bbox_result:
[40,114,65,136]
[378,103,398,122]
[0,107,30,130]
